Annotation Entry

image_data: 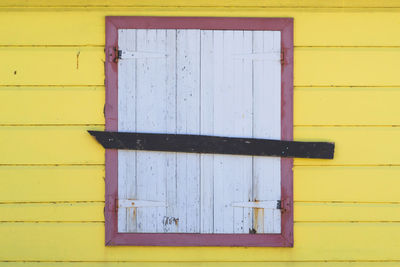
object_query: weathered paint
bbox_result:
[111,18,293,246]
[116,28,283,236]
[2,0,400,266]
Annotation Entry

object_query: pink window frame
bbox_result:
[104,16,293,247]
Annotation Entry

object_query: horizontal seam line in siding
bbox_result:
[2,201,400,205]
[2,45,400,48]
[295,221,400,223]
[0,45,103,48]
[0,85,104,87]
[3,124,400,127]
[0,201,104,204]
[2,85,400,88]
[294,164,400,167]
[295,201,400,205]
[0,164,105,166]
[2,260,400,263]
[0,124,105,127]
[1,164,400,167]
[2,221,400,224]
[296,46,400,48]
[295,85,400,88]
[294,125,400,127]
[0,221,104,223]
[1,201,399,205]
[2,6,400,9]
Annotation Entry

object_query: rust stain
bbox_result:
[76,51,80,69]
[132,208,137,220]
[253,208,259,232]
[261,209,265,233]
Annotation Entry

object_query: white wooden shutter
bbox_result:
[117,29,281,234]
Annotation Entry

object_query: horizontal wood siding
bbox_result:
[1,1,400,266]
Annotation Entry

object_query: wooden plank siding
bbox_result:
[2,223,400,261]
[1,126,400,165]
[0,264,399,267]
[1,0,400,266]
[3,47,400,86]
[1,87,400,126]
[2,11,400,46]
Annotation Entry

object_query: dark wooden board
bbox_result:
[88,131,334,159]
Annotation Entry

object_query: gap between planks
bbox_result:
[2,124,400,127]
[2,45,400,48]
[3,221,400,224]
[1,85,400,88]
[2,201,400,205]
[2,260,400,263]
[1,163,400,167]
[3,6,400,10]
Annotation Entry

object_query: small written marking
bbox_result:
[163,216,179,226]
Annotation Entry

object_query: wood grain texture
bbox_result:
[117,29,282,234]
[252,30,281,233]
[1,222,400,261]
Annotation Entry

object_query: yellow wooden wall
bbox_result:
[1,0,400,266]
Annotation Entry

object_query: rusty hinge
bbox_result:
[280,50,285,65]
[106,46,121,63]
[280,198,292,213]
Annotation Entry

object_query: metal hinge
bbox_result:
[280,51,285,65]
[231,200,281,210]
[277,200,282,209]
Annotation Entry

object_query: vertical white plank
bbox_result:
[164,29,179,233]
[211,30,225,233]
[176,29,201,233]
[237,30,254,234]
[252,31,281,234]
[135,29,168,233]
[200,30,214,233]
[212,31,254,234]
[118,29,137,233]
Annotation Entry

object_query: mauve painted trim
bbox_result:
[104,16,293,247]
[105,17,119,246]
